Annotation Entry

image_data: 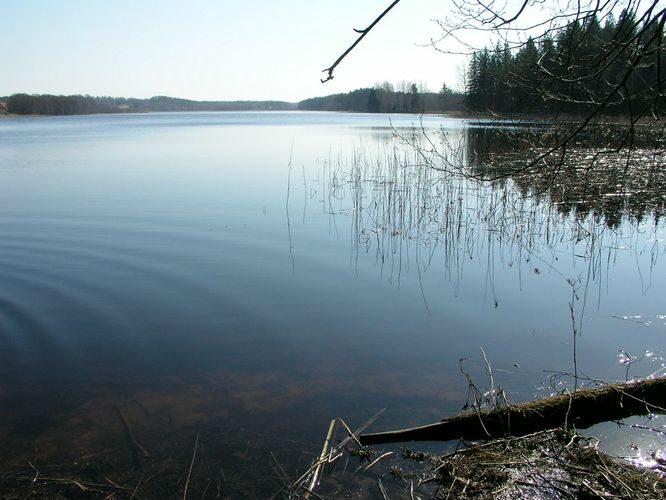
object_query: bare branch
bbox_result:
[321,0,403,83]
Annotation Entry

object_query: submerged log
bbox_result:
[359,377,666,445]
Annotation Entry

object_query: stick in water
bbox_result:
[307,419,336,495]
[183,431,199,500]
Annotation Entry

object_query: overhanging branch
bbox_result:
[321,0,403,83]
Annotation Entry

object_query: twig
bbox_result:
[321,0,402,82]
[291,409,386,496]
[198,479,212,500]
[481,347,496,408]
[183,431,199,500]
[302,487,325,500]
[337,409,387,450]
[378,477,390,500]
[565,294,579,430]
[338,417,363,448]
[103,475,123,489]
[363,451,395,472]
[113,404,150,467]
[28,462,39,483]
[130,469,145,500]
[2,475,130,492]
[270,451,290,485]
[307,419,336,495]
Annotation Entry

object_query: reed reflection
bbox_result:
[314,126,665,316]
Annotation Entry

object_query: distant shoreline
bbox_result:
[1,101,655,127]
[1,88,466,117]
[0,94,299,117]
[0,109,463,118]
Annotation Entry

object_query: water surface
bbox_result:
[0,111,663,496]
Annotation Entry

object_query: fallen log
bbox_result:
[359,377,666,445]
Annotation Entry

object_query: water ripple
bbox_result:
[0,214,293,375]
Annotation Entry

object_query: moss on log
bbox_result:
[359,377,666,445]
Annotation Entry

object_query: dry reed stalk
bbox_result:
[377,477,390,500]
[337,417,362,448]
[305,419,335,496]
[363,451,395,472]
[182,431,199,500]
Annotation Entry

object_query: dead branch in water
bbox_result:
[113,404,151,467]
[360,377,666,445]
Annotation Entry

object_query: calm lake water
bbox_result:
[0,111,664,496]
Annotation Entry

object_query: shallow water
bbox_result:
[0,111,664,496]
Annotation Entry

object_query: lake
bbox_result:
[0,111,664,497]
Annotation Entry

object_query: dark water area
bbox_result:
[0,112,664,497]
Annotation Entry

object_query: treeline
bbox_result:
[466,9,666,115]
[5,84,466,117]
[298,83,464,113]
[7,94,103,115]
[4,94,296,115]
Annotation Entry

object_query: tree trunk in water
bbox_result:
[359,377,666,445]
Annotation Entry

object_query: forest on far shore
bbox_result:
[297,83,464,113]
[1,94,297,115]
[1,82,464,116]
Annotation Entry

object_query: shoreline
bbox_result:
[0,109,661,128]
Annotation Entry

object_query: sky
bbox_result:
[1,0,475,102]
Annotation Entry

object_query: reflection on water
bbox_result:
[318,128,664,319]
[0,112,664,496]
[464,125,666,223]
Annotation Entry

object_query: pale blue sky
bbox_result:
[2,0,473,101]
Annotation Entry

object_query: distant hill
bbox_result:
[4,94,297,115]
